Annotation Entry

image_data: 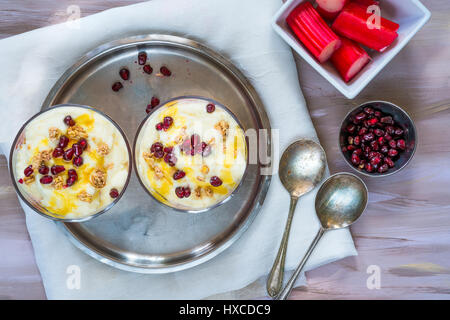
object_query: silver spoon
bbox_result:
[276,172,368,300]
[266,139,326,297]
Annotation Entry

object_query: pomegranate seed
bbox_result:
[79,138,88,150]
[365,163,374,173]
[389,140,397,149]
[353,136,361,146]
[183,187,191,198]
[384,134,392,141]
[363,133,374,142]
[374,129,384,137]
[64,115,75,126]
[73,143,83,157]
[163,146,173,154]
[394,127,404,136]
[150,96,160,108]
[377,137,385,145]
[347,145,357,152]
[380,116,393,124]
[164,153,176,166]
[374,111,382,118]
[355,112,367,121]
[160,66,171,76]
[52,147,64,158]
[380,145,389,154]
[175,186,185,198]
[364,107,374,114]
[388,149,398,157]
[59,135,69,148]
[40,175,53,184]
[384,157,395,168]
[112,82,123,92]
[73,156,83,167]
[68,169,77,178]
[206,103,216,113]
[151,142,163,153]
[154,150,164,159]
[24,165,33,177]
[63,148,74,161]
[138,52,147,65]
[66,175,77,187]
[38,165,49,175]
[351,154,361,165]
[51,165,65,175]
[370,156,382,166]
[367,118,378,126]
[378,164,389,173]
[370,141,379,151]
[146,105,153,114]
[397,139,406,150]
[18,178,23,184]
[119,68,130,80]
[163,116,173,128]
[358,127,368,136]
[348,136,354,145]
[385,126,395,135]
[155,122,163,131]
[109,188,119,198]
[173,170,186,180]
[143,64,153,74]
[210,176,222,187]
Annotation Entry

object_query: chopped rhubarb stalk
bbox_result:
[287,1,342,63]
[316,0,349,20]
[331,38,370,82]
[332,3,399,52]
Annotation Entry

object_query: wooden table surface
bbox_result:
[1,0,449,300]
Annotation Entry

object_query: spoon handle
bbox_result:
[266,196,299,297]
[276,228,325,300]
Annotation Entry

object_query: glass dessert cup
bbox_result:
[134,96,249,213]
[9,104,132,222]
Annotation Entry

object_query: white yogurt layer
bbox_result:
[136,98,247,210]
[14,106,129,219]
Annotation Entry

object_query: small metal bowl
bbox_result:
[9,104,133,222]
[133,96,249,213]
[339,101,417,177]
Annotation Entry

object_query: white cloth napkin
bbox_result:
[0,0,356,299]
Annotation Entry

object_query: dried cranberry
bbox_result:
[173,170,186,180]
[52,147,64,158]
[155,122,163,131]
[73,156,83,167]
[119,68,130,80]
[160,66,171,76]
[206,103,216,113]
[59,135,69,148]
[73,143,83,157]
[79,138,88,150]
[112,82,123,92]
[388,149,398,157]
[138,52,147,65]
[397,139,406,150]
[40,175,53,184]
[175,186,185,198]
[143,64,153,74]
[63,148,74,161]
[24,165,33,177]
[64,115,75,126]
[109,188,119,198]
[210,176,222,187]
[66,175,77,187]
[38,165,49,175]
[51,165,65,175]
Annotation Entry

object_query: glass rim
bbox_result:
[9,103,133,222]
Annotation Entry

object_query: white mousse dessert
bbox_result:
[136,97,247,210]
[14,106,130,219]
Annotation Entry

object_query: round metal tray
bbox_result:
[42,34,271,273]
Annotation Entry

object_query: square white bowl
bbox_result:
[272,0,431,99]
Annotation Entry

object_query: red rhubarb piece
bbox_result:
[331,37,370,82]
[286,1,341,63]
[316,0,349,20]
[332,2,399,52]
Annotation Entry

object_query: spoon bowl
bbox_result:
[315,173,368,230]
